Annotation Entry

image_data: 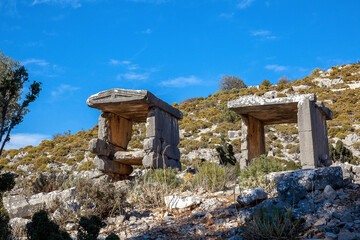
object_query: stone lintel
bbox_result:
[87,89,182,121]
[228,94,317,125]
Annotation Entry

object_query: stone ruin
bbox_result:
[228,94,333,169]
[87,89,182,178]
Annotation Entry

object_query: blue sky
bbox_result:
[1,0,360,149]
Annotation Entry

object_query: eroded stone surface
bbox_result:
[267,167,343,191]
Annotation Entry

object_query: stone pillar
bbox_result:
[143,107,181,170]
[240,114,265,169]
[90,112,134,178]
[240,115,249,169]
[298,99,331,168]
[98,112,133,151]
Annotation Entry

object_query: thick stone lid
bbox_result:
[87,89,182,121]
[228,94,332,124]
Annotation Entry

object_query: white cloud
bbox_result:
[219,12,234,19]
[22,58,49,66]
[109,59,139,70]
[237,0,255,9]
[161,75,202,87]
[5,133,50,150]
[117,72,149,81]
[141,28,152,34]
[265,64,288,72]
[251,30,271,36]
[32,0,82,8]
[251,30,277,40]
[51,84,80,97]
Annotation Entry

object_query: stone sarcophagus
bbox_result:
[228,94,333,169]
[87,89,182,178]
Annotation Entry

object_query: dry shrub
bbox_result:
[75,178,126,219]
[191,161,240,192]
[242,206,301,240]
[128,168,182,209]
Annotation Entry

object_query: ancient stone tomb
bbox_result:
[87,89,182,178]
[228,94,333,169]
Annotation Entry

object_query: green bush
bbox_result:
[240,155,283,180]
[329,140,358,165]
[0,172,15,240]
[192,161,239,192]
[26,210,71,240]
[242,206,300,240]
[77,215,106,240]
[216,134,236,166]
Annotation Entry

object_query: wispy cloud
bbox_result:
[22,58,49,66]
[237,0,255,9]
[141,28,152,34]
[5,133,50,150]
[251,30,277,40]
[0,0,19,17]
[161,75,202,87]
[117,72,149,81]
[109,59,138,70]
[251,30,271,36]
[51,84,80,97]
[265,64,288,72]
[32,0,82,8]
[219,12,234,19]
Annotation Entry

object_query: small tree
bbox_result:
[277,76,291,85]
[260,79,272,88]
[218,75,247,91]
[216,134,236,166]
[0,50,41,156]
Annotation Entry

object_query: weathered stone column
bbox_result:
[240,114,265,169]
[298,99,332,168]
[143,107,181,170]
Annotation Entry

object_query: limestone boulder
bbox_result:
[267,167,343,191]
[3,187,76,218]
[277,177,307,205]
[236,188,267,207]
[164,195,202,212]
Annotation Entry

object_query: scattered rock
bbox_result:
[236,188,267,207]
[277,177,307,205]
[164,195,202,212]
[323,185,337,200]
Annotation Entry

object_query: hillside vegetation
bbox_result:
[1,63,360,176]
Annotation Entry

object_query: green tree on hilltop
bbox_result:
[218,75,247,91]
[0,50,41,156]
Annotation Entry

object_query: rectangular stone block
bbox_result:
[94,156,133,175]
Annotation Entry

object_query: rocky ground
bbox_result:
[5,166,360,240]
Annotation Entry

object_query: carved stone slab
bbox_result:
[87,89,183,121]
[228,94,332,125]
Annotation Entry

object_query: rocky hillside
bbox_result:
[1,62,360,239]
[1,63,360,177]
